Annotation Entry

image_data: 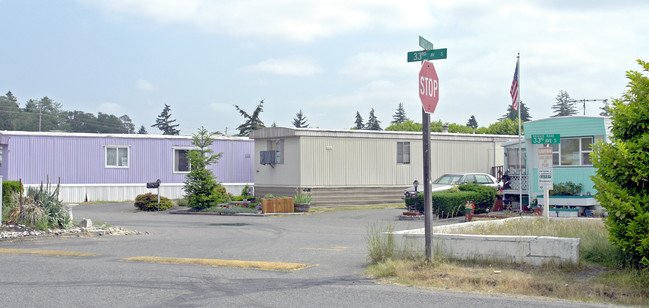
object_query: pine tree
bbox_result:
[500,101,532,122]
[551,90,577,117]
[234,99,266,136]
[391,103,408,125]
[152,104,180,135]
[599,100,612,116]
[292,109,309,128]
[466,115,478,131]
[0,91,20,130]
[366,108,382,130]
[183,127,224,209]
[137,125,148,134]
[354,111,364,129]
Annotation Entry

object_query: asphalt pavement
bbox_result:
[0,203,617,307]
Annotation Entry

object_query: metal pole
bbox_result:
[422,108,433,260]
[517,53,523,214]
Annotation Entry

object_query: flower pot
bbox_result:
[294,203,310,213]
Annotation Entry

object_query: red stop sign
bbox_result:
[419,60,439,114]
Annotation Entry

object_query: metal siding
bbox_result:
[3,133,253,185]
[524,117,606,137]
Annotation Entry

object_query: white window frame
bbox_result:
[173,147,196,173]
[105,146,129,168]
[397,142,410,164]
[551,137,594,166]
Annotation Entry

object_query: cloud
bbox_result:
[135,79,157,92]
[242,57,321,76]
[98,102,122,114]
[81,0,434,42]
[339,52,414,80]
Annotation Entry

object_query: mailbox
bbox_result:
[146,179,161,189]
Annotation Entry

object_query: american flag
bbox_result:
[510,60,519,111]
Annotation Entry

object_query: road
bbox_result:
[0,203,614,307]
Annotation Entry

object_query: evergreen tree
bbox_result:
[19,96,66,131]
[599,100,612,116]
[119,115,135,134]
[152,104,180,135]
[292,109,309,128]
[366,108,382,130]
[137,125,148,134]
[551,90,577,117]
[234,99,266,136]
[466,115,478,131]
[391,102,408,125]
[183,127,224,209]
[591,59,649,268]
[0,91,20,130]
[354,111,364,129]
[500,101,532,122]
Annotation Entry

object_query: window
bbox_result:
[475,174,494,185]
[267,139,284,164]
[506,148,526,174]
[551,137,594,166]
[174,149,191,172]
[106,146,129,168]
[397,142,410,164]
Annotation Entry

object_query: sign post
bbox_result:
[538,147,554,223]
[410,36,447,261]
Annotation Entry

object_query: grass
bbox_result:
[364,218,649,306]
[309,203,405,214]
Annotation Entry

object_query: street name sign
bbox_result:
[407,48,448,62]
[419,61,439,114]
[419,36,434,50]
[532,134,560,144]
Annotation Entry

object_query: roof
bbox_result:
[0,130,251,141]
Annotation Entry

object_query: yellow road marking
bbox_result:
[120,256,316,272]
[0,248,99,258]
[300,246,349,252]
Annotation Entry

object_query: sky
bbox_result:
[1,0,648,135]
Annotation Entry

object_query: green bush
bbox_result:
[134,193,174,211]
[2,180,23,223]
[591,59,649,269]
[407,190,479,217]
[550,181,583,196]
[6,181,72,230]
[458,183,497,213]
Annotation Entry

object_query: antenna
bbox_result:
[567,98,608,115]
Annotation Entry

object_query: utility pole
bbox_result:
[568,98,608,115]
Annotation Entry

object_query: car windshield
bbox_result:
[433,174,463,185]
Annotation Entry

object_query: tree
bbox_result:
[19,96,66,131]
[66,110,99,133]
[385,119,421,132]
[152,104,180,135]
[183,127,224,209]
[483,118,519,135]
[391,103,408,125]
[366,108,381,130]
[551,90,577,117]
[292,109,309,128]
[500,101,532,122]
[353,111,364,129]
[234,100,266,136]
[0,91,20,130]
[119,115,135,134]
[466,115,478,131]
[599,100,612,116]
[137,125,148,134]
[591,59,649,269]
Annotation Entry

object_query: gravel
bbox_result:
[0,224,143,241]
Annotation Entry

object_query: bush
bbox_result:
[550,181,583,196]
[407,190,479,217]
[592,59,649,269]
[6,181,73,230]
[2,180,23,223]
[458,183,497,213]
[134,193,174,211]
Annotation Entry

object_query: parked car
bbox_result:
[403,173,501,198]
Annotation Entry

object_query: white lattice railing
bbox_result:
[509,174,528,191]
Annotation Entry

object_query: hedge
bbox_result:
[405,183,496,217]
[2,180,23,205]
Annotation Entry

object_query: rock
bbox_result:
[79,218,93,228]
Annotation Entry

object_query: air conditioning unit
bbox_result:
[260,150,277,165]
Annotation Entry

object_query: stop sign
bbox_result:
[418,60,439,114]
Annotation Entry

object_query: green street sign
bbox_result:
[532,134,560,144]
[407,48,448,62]
[419,36,434,50]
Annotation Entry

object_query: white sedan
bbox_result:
[403,173,501,198]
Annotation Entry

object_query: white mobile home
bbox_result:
[250,127,515,206]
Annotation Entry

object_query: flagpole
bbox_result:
[517,53,523,214]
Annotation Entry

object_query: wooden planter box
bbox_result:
[261,197,294,213]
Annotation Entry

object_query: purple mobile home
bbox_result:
[0,131,254,202]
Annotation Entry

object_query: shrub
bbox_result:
[550,181,583,196]
[458,183,497,213]
[592,59,649,269]
[6,181,73,230]
[2,180,23,223]
[407,190,479,217]
[134,193,174,211]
